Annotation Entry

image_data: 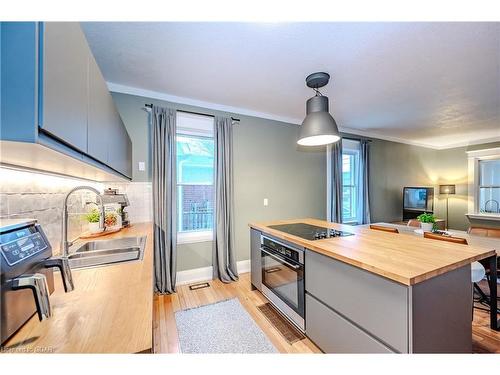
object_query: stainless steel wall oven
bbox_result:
[260,235,305,331]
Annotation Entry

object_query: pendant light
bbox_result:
[297,72,341,146]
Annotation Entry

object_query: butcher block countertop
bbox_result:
[3,223,153,353]
[250,218,496,286]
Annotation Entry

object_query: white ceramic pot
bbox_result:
[421,222,433,232]
[88,222,101,234]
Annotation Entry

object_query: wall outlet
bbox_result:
[138,162,145,171]
[263,198,268,206]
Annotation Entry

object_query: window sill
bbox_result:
[177,230,213,245]
[466,213,500,222]
[342,220,359,225]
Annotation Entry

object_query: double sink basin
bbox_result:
[67,236,147,269]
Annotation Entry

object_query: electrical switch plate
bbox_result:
[264,198,269,206]
[138,162,145,171]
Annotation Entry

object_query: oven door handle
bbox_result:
[260,247,300,269]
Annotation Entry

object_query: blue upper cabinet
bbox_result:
[0,22,132,180]
[1,22,39,143]
[41,22,90,152]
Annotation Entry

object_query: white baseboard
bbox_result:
[176,259,250,286]
[236,259,250,273]
[176,266,213,286]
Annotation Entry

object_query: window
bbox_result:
[341,139,361,224]
[176,112,214,243]
[478,159,500,214]
[466,147,500,219]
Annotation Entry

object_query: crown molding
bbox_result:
[107,82,302,125]
[108,82,499,151]
[339,126,439,149]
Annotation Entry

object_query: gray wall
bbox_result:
[368,139,499,231]
[112,91,498,271]
[112,92,326,271]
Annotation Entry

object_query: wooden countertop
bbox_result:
[373,222,500,255]
[3,223,154,353]
[249,218,497,286]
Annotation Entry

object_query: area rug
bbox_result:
[174,298,278,353]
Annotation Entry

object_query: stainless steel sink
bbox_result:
[67,236,146,269]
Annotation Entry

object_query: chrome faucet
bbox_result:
[62,186,105,258]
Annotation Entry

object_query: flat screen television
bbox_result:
[403,187,434,220]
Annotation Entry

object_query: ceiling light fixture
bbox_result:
[298,72,341,146]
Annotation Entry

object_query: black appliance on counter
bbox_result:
[402,187,434,221]
[268,222,354,240]
[0,219,74,345]
[260,235,305,331]
[102,189,130,227]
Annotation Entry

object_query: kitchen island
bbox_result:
[2,223,154,353]
[249,218,497,353]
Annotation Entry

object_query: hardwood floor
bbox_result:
[472,280,500,353]
[153,272,500,353]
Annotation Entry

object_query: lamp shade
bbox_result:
[298,95,341,146]
[439,184,456,195]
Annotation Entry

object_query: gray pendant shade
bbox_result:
[298,95,341,146]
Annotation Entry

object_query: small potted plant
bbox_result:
[85,208,102,234]
[417,213,435,232]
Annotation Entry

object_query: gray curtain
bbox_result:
[357,139,371,224]
[326,141,343,223]
[151,105,177,294]
[212,116,238,282]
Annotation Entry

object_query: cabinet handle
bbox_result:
[261,248,300,269]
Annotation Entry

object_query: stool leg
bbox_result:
[487,255,499,330]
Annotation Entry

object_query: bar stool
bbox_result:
[422,233,487,316]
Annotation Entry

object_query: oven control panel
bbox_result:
[0,227,48,266]
[262,237,301,263]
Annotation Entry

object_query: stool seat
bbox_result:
[471,261,486,283]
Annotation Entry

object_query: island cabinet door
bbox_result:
[306,294,393,353]
[305,250,409,353]
[250,229,262,291]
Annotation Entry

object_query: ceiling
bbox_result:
[82,22,500,149]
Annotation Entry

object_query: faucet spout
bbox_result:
[62,186,105,257]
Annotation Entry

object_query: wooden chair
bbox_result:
[467,226,500,238]
[467,225,500,293]
[423,232,468,245]
[407,219,421,228]
[369,225,399,234]
[423,231,488,316]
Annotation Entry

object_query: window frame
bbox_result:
[466,147,500,221]
[176,113,215,244]
[341,150,360,224]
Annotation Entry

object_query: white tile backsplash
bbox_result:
[0,168,104,255]
[104,181,153,224]
[0,168,153,255]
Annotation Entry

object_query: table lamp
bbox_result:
[439,184,456,230]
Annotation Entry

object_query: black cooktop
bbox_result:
[268,223,354,240]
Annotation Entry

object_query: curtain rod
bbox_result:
[143,103,240,122]
[342,136,372,143]
[143,103,370,142]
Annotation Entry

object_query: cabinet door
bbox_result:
[42,22,89,152]
[306,293,393,353]
[108,108,132,178]
[250,229,262,290]
[305,249,408,353]
[87,54,111,164]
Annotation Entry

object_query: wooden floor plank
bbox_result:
[154,272,500,353]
